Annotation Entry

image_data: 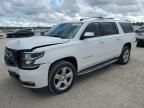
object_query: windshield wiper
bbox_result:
[44,34,69,39]
[45,34,63,39]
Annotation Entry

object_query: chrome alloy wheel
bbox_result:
[54,67,73,90]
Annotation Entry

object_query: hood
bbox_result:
[6,36,69,50]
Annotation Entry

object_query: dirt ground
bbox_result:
[0,38,144,108]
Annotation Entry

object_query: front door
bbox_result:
[77,22,105,70]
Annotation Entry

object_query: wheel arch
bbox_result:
[49,56,78,72]
[124,42,131,50]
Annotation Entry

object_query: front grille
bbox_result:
[4,48,20,67]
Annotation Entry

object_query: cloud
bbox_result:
[0,0,143,26]
[83,0,137,6]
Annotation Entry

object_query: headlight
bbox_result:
[20,52,44,69]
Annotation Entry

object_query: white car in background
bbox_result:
[0,30,5,38]
[136,26,144,46]
[4,17,136,94]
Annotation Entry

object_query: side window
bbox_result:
[84,23,101,37]
[119,22,134,33]
[100,22,117,36]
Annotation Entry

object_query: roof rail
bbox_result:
[80,17,114,21]
[80,17,103,21]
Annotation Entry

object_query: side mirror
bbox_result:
[84,32,95,37]
[81,32,95,40]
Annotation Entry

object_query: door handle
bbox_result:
[116,38,121,41]
[99,41,104,44]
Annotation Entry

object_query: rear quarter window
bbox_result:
[119,22,134,33]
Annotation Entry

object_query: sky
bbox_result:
[0,0,144,27]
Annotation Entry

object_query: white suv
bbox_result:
[4,17,136,94]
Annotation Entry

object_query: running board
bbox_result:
[77,58,118,76]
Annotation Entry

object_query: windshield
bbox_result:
[45,23,83,39]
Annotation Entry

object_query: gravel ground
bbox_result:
[0,38,144,108]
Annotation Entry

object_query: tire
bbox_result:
[117,46,130,65]
[48,61,76,94]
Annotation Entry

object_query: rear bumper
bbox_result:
[136,38,144,44]
[5,63,50,88]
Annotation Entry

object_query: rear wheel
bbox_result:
[48,61,76,94]
[117,46,130,65]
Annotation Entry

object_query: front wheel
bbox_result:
[117,46,130,65]
[48,61,76,94]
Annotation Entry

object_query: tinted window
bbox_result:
[84,23,101,37]
[46,23,83,39]
[100,22,117,36]
[120,22,134,33]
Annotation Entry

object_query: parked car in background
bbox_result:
[7,29,34,38]
[40,29,49,36]
[135,26,144,34]
[133,25,141,31]
[0,33,5,38]
[0,30,5,38]
[40,28,52,36]
[136,26,144,46]
[136,33,144,46]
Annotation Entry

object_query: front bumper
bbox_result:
[5,63,50,88]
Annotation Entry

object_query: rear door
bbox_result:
[99,22,121,60]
